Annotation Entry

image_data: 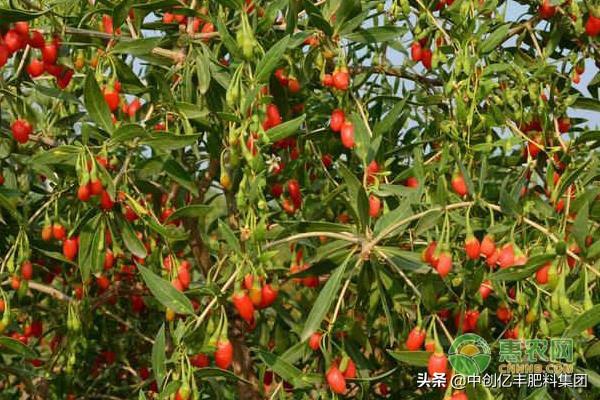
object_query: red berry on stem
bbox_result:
[464,235,481,260]
[411,42,423,62]
[11,120,33,144]
[406,327,426,351]
[451,172,468,197]
[63,238,79,260]
[330,109,345,132]
[585,15,600,37]
[42,43,58,64]
[436,251,453,277]
[369,195,381,218]
[332,69,350,91]
[21,260,33,280]
[4,30,24,53]
[232,290,255,324]
[326,365,347,394]
[539,0,556,19]
[259,283,278,308]
[27,59,45,78]
[480,234,496,258]
[78,184,91,202]
[340,121,355,149]
[427,352,448,377]
[214,339,233,369]
[52,223,66,240]
[421,48,433,70]
[308,332,322,351]
[29,30,45,48]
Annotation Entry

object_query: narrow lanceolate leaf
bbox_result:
[255,349,309,388]
[0,337,39,359]
[167,205,212,221]
[218,220,241,254]
[300,253,356,341]
[255,35,291,82]
[78,214,105,280]
[141,133,202,151]
[84,72,114,134]
[387,350,431,367]
[151,324,166,387]
[478,24,509,54]
[563,305,600,338]
[489,254,554,282]
[265,114,306,142]
[343,26,406,43]
[112,0,134,27]
[118,217,147,258]
[139,266,194,315]
[373,98,407,136]
[572,201,589,250]
[164,158,199,196]
[112,38,163,56]
[348,112,370,162]
[196,47,211,95]
[0,8,50,22]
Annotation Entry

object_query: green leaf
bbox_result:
[139,266,194,315]
[289,259,338,278]
[78,214,105,280]
[585,341,600,359]
[110,124,148,144]
[145,217,189,242]
[489,254,553,282]
[113,0,134,27]
[218,220,241,254]
[415,210,442,236]
[118,217,148,258]
[141,133,202,151]
[176,102,209,120]
[164,159,198,195]
[572,201,588,250]
[255,349,309,388]
[84,72,114,134]
[29,145,82,166]
[348,113,370,162]
[196,48,211,95]
[387,350,430,367]
[167,205,212,221]
[572,97,600,112]
[114,57,146,93]
[112,38,162,56]
[34,84,82,104]
[0,337,39,359]
[133,0,181,10]
[373,202,412,237]
[255,35,291,83]
[215,18,242,60]
[373,98,407,137]
[0,8,50,22]
[343,26,405,43]
[265,114,305,142]
[563,304,600,337]
[193,368,254,385]
[34,248,77,266]
[300,254,355,341]
[376,247,428,272]
[478,24,509,54]
[152,324,166,387]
